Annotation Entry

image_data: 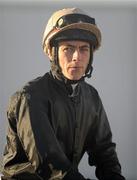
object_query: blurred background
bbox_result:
[0,0,137,179]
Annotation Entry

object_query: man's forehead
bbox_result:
[59,40,90,47]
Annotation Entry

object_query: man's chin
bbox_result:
[66,76,82,81]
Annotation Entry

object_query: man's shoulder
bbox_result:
[20,73,49,93]
[7,73,50,114]
[10,72,50,99]
[82,81,102,107]
[83,81,99,96]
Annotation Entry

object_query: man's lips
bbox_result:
[69,66,82,69]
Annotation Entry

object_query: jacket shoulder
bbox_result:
[21,72,50,94]
[7,73,50,118]
[82,81,102,108]
[83,81,99,97]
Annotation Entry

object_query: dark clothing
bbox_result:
[2,72,125,180]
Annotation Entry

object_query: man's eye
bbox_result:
[64,47,74,52]
[63,47,69,51]
[80,48,89,52]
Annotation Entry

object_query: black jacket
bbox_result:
[2,72,125,180]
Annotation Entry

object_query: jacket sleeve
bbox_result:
[2,91,40,177]
[2,90,71,178]
[86,94,125,180]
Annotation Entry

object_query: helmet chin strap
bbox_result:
[83,65,93,79]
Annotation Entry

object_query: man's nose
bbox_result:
[72,49,81,61]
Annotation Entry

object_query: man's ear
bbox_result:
[43,46,53,61]
[47,48,53,61]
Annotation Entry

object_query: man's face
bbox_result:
[58,40,90,80]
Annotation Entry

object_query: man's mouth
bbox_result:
[69,66,81,69]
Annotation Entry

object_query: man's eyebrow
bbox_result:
[65,44,90,48]
[80,45,90,48]
[65,44,75,48]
